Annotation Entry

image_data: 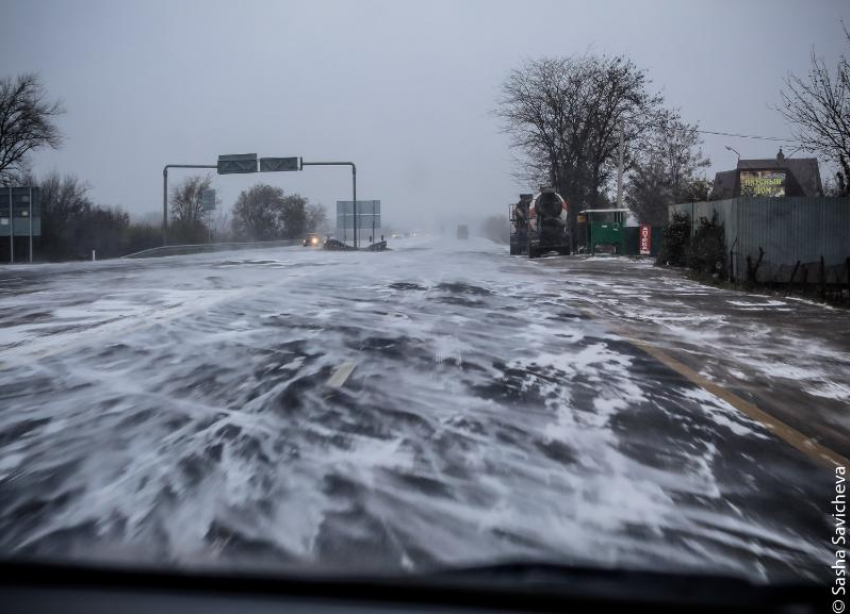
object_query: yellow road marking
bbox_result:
[582,308,849,470]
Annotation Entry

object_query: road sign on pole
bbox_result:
[201,188,216,211]
[217,153,258,174]
[336,200,380,231]
[302,161,357,247]
[7,185,11,264]
[1,187,42,263]
[259,157,301,172]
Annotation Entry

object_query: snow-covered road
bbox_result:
[0,236,836,583]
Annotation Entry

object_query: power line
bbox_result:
[624,111,799,143]
[687,128,797,143]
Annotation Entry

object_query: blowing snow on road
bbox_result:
[0,237,840,582]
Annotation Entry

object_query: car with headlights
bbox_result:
[302,233,321,247]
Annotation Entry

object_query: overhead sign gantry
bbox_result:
[162,154,359,247]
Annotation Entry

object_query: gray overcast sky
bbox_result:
[2,0,849,229]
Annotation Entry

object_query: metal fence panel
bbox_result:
[670,197,850,279]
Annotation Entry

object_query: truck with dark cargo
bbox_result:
[510,189,571,258]
[509,194,532,255]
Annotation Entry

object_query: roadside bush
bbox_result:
[687,212,726,278]
[656,212,690,266]
[122,223,162,255]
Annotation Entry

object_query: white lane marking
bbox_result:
[326,362,357,389]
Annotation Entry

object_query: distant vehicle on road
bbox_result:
[456,224,470,240]
[302,233,321,247]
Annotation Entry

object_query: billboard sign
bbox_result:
[639,224,651,255]
[0,187,41,237]
[336,200,381,230]
[739,169,786,197]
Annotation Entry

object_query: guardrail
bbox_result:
[122,240,299,259]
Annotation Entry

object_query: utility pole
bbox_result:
[616,121,625,208]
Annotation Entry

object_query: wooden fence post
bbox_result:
[729,248,735,284]
[745,248,765,288]
[845,257,850,304]
[787,260,800,297]
[801,264,809,296]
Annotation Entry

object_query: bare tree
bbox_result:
[580,55,664,208]
[169,175,211,243]
[210,207,232,242]
[626,110,710,224]
[496,54,663,218]
[37,172,95,258]
[23,171,146,260]
[0,73,64,184]
[305,202,328,233]
[779,27,850,194]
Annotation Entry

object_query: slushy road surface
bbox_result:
[0,237,837,582]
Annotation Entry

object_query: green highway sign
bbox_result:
[217,153,258,174]
[260,157,301,172]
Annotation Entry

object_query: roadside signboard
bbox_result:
[739,169,786,197]
[336,200,381,230]
[217,153,258,174]
[639,224,651,255]
[0,187,41,237]
[260,157,301,172]
[200,189,216,211]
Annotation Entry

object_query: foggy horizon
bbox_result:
[2,0,849,229]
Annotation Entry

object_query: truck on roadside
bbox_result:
[510,189,571,258]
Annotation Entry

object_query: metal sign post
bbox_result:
[201,189,216,244]
[300,161,357,247]
[7,185,11,264]
[2,187,41,263]
[29,186,33,263]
